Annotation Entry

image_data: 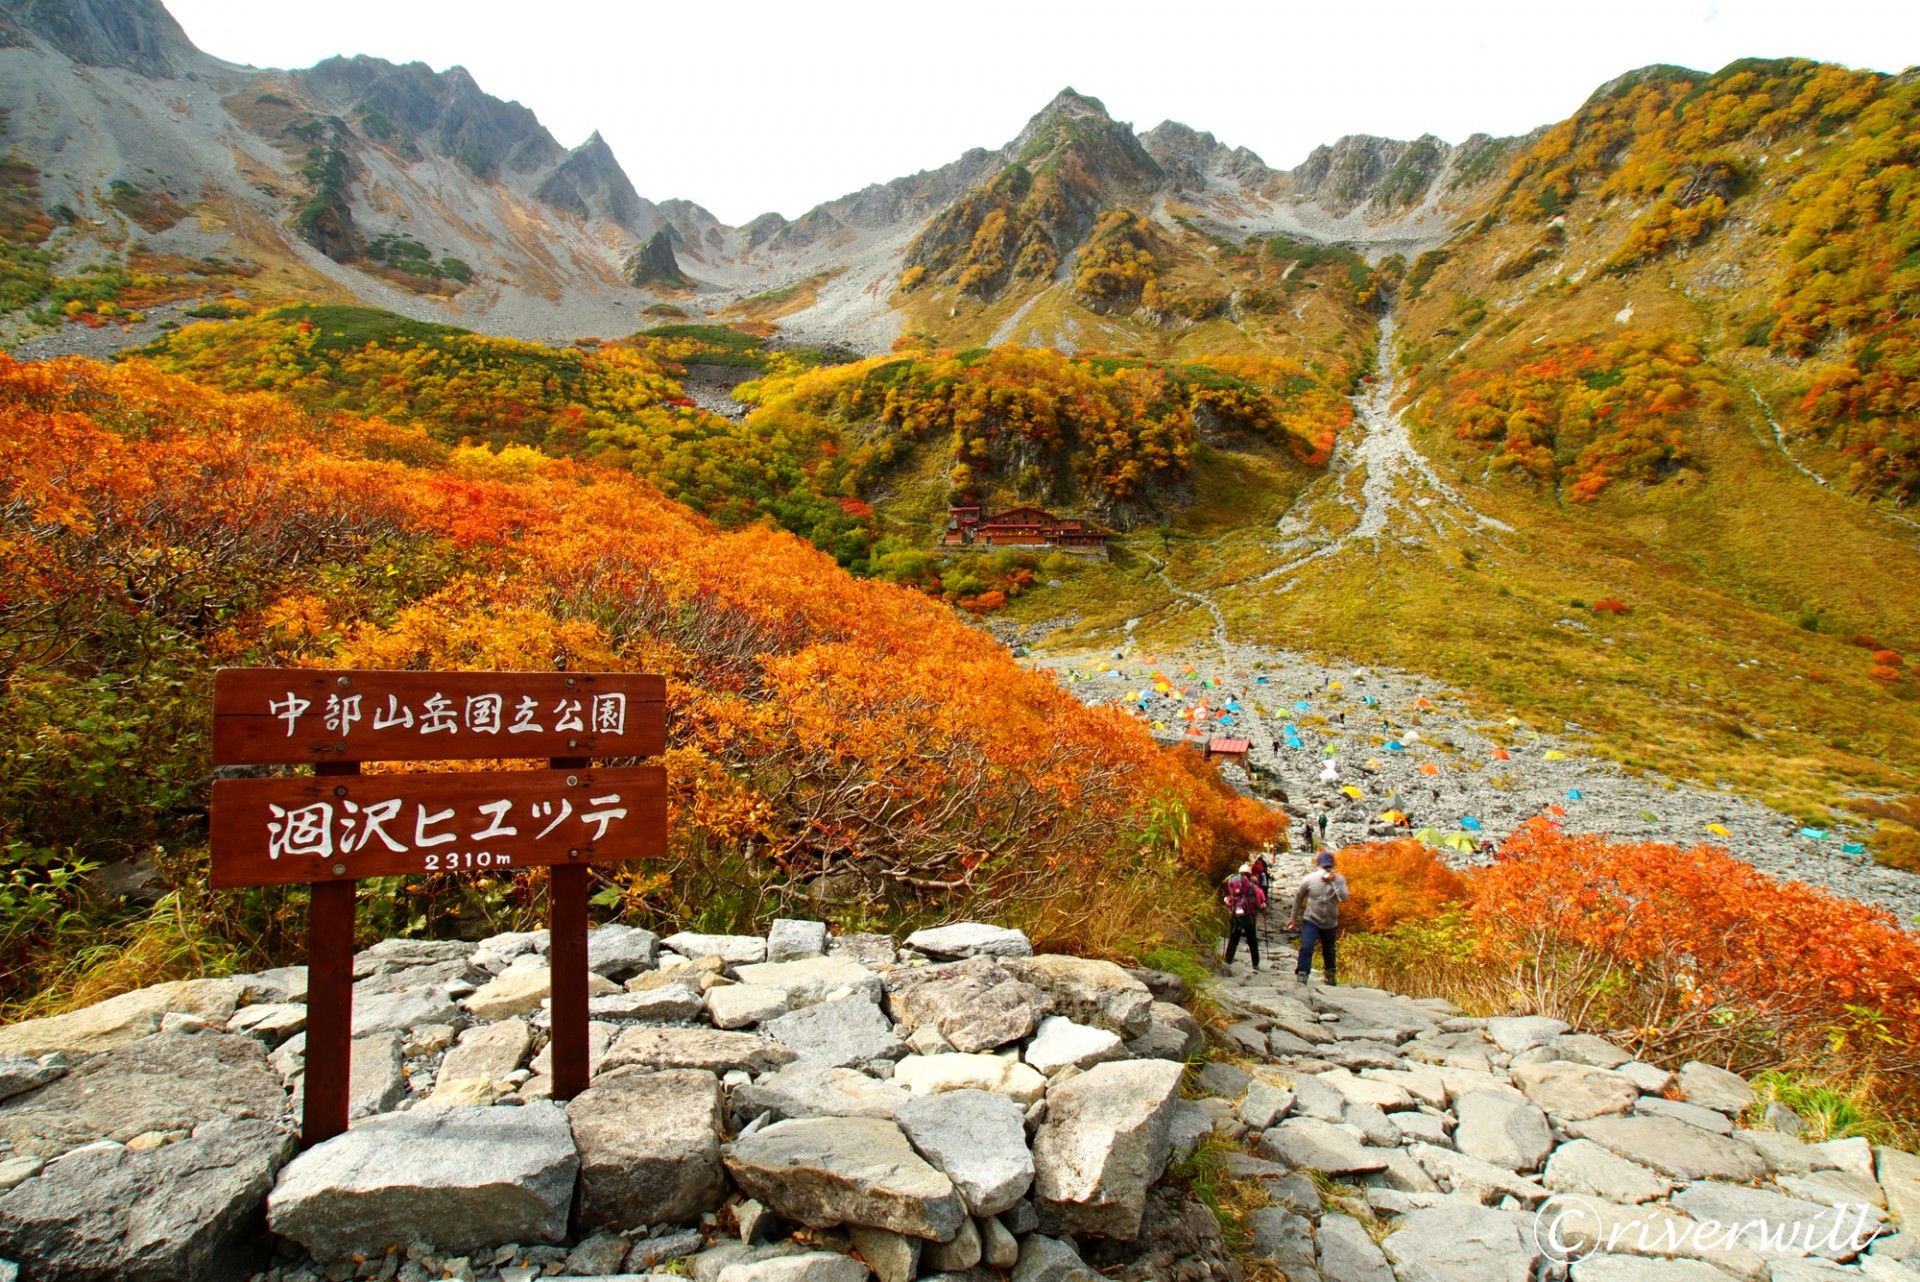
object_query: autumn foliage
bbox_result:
[1329,841,1469,934]
[1343,824,1920,1116]
[0,350,1278,999]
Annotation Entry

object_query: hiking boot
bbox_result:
[1296,971,1309,986]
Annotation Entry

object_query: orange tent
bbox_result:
[1491,748,1511,761]
[1418,762,1440,776]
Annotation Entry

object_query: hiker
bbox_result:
[1249,850,1271,899]
[1286,852,1349,986]
[1222,863,1266,971]
[1317,811,1329,844]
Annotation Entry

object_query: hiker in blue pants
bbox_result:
[1286,852,1349,986]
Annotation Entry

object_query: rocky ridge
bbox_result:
[0,913,1915,1282]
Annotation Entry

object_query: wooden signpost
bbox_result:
[211,668,667,1147]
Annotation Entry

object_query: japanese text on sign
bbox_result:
[266,790,629,863]
[269,690,629,740]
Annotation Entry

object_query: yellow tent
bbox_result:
[1543,750,1568,761]
[1705,823,1731,837]
[1378,810,1407,823]
[1329,681,1344,691]
[1341,785,1365,799]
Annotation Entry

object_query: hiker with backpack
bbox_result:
[1286,851,1350,986]
[1222,863,1266,971]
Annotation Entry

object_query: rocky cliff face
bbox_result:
[298,56,565,181]
[0,0,199,77]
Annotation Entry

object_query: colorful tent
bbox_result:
[1567,789,1582,800]
[1460,816,1483,831]
[1639,810,1660,823]
[1413,827,1445,844]
[1295,701,1311,712]
[1547,805,1566,818]
[1798,827,1829,841]
[1385,741,1405,751]
[1341,785,1364,799]
[1418,762,1440,776]
[1379,810,1408,823]
[1364,695,1379,707]
[1441,833,1479,854]
[1364,759,1383,770]
[1843,841,1867,855]
[1543,750,1568,761]
[1705,823,1731,837]
[1491,748,1511,761]
[1323,743,1339,757]
[1255,676,1269,684]
[1329,681,1344,692]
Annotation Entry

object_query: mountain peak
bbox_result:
[1039,87,1110,119]
[0,0,199,77]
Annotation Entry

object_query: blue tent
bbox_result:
[1567,789,1583,801]
[1255,676,1269,684]
[1843,841,1867,855]
[1797,827,1829,841]
[1295,700,1310,712]
[1385,740,1405,752]
[1460,816,1483,832]
[1364,695,1379,707]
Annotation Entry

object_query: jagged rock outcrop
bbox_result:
[298,56,564,181]
[624,226,686,286]
[0,0,199,77]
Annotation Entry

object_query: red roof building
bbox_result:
[1206,737,1251,760]
[942,505,1110,551]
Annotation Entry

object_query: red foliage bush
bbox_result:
[1331,840,1470,934]
[1590,598,1629,614]
[1873,650,1904,667]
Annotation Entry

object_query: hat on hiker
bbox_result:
[1316,852,1335,868]
[1237,863,1252,875]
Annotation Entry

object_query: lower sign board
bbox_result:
[209,766,667,888]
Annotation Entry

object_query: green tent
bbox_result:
[1413,827,1446,845]
[1440,833,1478,854]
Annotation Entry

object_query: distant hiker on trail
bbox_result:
[1249,851,1271,899]
[1222,863,1266,971]
[1287,852,1349,986]
[1318,811,1329,844]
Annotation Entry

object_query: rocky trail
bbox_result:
[0,913,1915,1282]
[1029,310,1920,929]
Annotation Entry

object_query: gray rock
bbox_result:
[1258,1118,1387,1175]
[1635,1094,1734,1134]
[1672,1180,1886,1261]
[723,1116,964,1241]
[355,938,476,976]
[1879,1147,1920,1235]
[882,957,1050,1054]
[1541,1197,1770,1279]
[1453,1090,1553,1172]
[1268,1027,1323,1057]
[1000,956,1153,1038]
[1246,1207,1318,1278]
[628,1227,707,1270]
[294,1030,406,1121]
[1550,1033,1634,1069]
[898,1089,1034,1216]
[709,984,793,1030]
[1270,1171,1323,1215]
[353,988,463,1037]
[1288,1071,1350,1122]
[1031,1058,1184,1240]
[1344,1101,1403,1147]
[1817,1136,1877,1180]
[566,1229,631,1275]
[1237,1079,1295,1129]
[1484,1015,1569,1054]
[1676,1060,1756,1114]
[1511,1061,1640,1120]
[603,1026,795,1076]
[1317,1212,1394,1282]
[828,934,898,967]
[0,1116,291,1282]
[763,996,905,1068]
[1222,1022,1268,1056]
[586,923,659,978]
[1023,1016,1125,1075]
[1381,1203,1543,1282]
[589,982,704,1022]
[0,1031,287,1159]
[1166,1100,1211,1161]
[224,1003,308,1046]
[1568,1113,1769,1182]
[1193,1062,1250,1099]
[664,932,768,966]
[905,924,1033,961]
[352,956,484,999]
[1571,1256,1745,1281]
[0,978,253,1057]
[768,920,830,963]
[736,1063,913,1123]
[267,1103,579,1257]
[1744,1129,1834,1175]
[1766,1101,1806,1135]
[734,957,884,1009]
[437,1020,533,1090]
[1126,1003,1204,1062]
[570,1069,726,1230]
[1405,1143,1550,1205]
[847,1225,918,1282]
[0,1054,65,1104]
[980,1215,1019,1269]
[1391,1110,1454,1147]
[1615,1060,1675,1094]
[1542,1138,1673,1203]
[1778,1169,1889,1210]
[1125,968,1189,1005]
[1012,1235,1098,1282]
[0,1154,44,1191]
[924,1216,982,1271]
[716,1250,869,1282]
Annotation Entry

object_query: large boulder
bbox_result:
[1013,1234,1100,1282]
[1542,1138,1674,1204]
[904,924,1033,961]
[0,1054,64,1104]
[355,938,476,976]
[735,1063,913,1122]
[882,957,1051,1054]
[735,958,884,1010]
[435,1019,533,1091]
[569,1069,727,1230]
[266,1103,579,1257]
[1258,1118,1390,1177]
[1676,1061,1757,1115]
[0,1032,287,1159]
[893,1053,1047,1106]
[0,979,252,1056]
[289,1030,407,1120]
[0,1117,292,1282]
[1879,1146,1920,1233]
[716,1250,869,1282]
[602,1026,796,1076]
[723,1116,966,1242]
[763,995,905,1068]
[1031,1057,1184,1240]
[1001,956,1153,1037]
[1126,1002,1204,1062]
[352,987,463,1036]
[897,1088,1034,1215]
[1671,1181,1885,1261]
[708,984,792,1030]
[1381,1203,1543,1282]
[586,923,659,978]
[1568,1114,1769,1182]
[462,961,556,1020]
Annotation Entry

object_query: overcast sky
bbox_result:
[164,0,1919,227]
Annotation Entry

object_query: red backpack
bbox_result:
[1225,875,1262,916]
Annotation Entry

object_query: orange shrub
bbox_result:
[1331,840,1470,934]
[1590,597,1629,614]
[1873,650,1904,667]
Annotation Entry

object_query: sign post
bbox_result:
[211,669,666,1147]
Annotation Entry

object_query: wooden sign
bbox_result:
[213,669,666,765]
[208,668,668,1150]
[209,767,666,887]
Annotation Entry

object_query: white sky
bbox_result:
[164,0,1920,227]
